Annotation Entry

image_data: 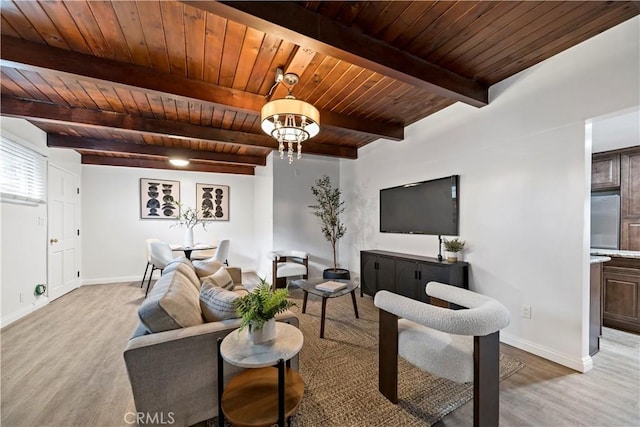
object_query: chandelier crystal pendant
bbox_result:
[261,70,320,164]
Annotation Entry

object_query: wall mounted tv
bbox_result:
[380,175,459,235]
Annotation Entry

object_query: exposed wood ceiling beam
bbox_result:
[81,154,255,175]
[0,35,402,141]
[2,97,358,159]
[47,134,266,166]
[184,1,488,107]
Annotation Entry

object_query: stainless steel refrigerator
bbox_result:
[591,193,620,249]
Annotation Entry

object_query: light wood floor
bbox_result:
[1,281,638,427]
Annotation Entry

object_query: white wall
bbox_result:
[1,117,81,327]
[272,154,341,279]
[253,153,274,278]
[340,16,640,372]
[81,165,256,284]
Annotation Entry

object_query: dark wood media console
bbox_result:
[360,250,469,303]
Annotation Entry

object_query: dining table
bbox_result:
[170,243,217,260]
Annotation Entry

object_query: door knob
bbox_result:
[50,238,58,244]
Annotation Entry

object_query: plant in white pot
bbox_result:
[443,238,465,262]
[170,201,211,247]
[309,175,349,280]
[234,278,295,344]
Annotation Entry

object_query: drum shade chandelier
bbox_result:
[261,68,320,164]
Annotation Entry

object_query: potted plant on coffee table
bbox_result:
[234,278,295,344]
[309,175,350,280]
[443,238,465,262]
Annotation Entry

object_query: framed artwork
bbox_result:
[196,183,229,221]
[140,178,180,219]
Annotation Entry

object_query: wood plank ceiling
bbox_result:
[1,1,638,175]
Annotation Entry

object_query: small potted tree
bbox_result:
[309,175,350,280]
[443,238,465,262]
[234,278,295,344]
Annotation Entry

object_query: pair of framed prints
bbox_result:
[139,178,229,221]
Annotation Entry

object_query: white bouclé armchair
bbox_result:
[374,282,510,427]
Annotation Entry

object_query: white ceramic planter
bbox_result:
[445,251,459,262]
[184,228,194,247]
[249,318,276,344]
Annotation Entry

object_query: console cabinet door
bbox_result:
[592,153,620,190]
[377,256,396,293]
[396,260,418,300]
[361,252,378,296]
[418,263,452,305]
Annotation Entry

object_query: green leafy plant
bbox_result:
[170,200,211,230]
[234,278,295,331]
[443,238,466,252]
[309,175,346,270]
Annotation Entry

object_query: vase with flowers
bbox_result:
[170,201,211,247]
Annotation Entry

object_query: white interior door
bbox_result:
[47,165,79,300]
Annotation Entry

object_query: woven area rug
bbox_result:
[213,286,524,427]
[291,287,523,426]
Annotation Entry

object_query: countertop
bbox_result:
[590,249,640,259]
[590,256,611,264]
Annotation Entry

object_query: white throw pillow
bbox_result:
[200,282,248,322]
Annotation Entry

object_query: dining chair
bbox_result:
[145,241,176,297]
[140,238,160,288]
[213,239,230,266]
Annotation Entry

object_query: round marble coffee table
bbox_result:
[217,322,304,427]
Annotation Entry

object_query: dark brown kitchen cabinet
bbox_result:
[591,152,620,190]
[602,257,640,334]
[621,148,640,251]
[360,250,468,303]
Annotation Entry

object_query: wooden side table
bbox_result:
[218,322,304,427]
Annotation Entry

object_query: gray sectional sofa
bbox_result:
[123,257,299,427]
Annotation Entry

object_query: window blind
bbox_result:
[0,135,46,204]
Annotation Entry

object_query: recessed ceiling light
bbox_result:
[169,158,190,167]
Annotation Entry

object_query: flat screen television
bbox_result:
[380,175,459,235]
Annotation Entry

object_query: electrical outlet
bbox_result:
[521,305,531,319]
[19,292,24,303]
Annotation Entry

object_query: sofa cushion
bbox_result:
[200,282,248,322]
[176,263,201,290]
[192,258,223,278]
[163,257,193,274]
[201,268,234,290]
[138,269,204,333]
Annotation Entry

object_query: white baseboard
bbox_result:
[501,332,592,373]
[81,268,255,286]
[1,297,50,329]
[82,268,258,286]
[82,274,151,285]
